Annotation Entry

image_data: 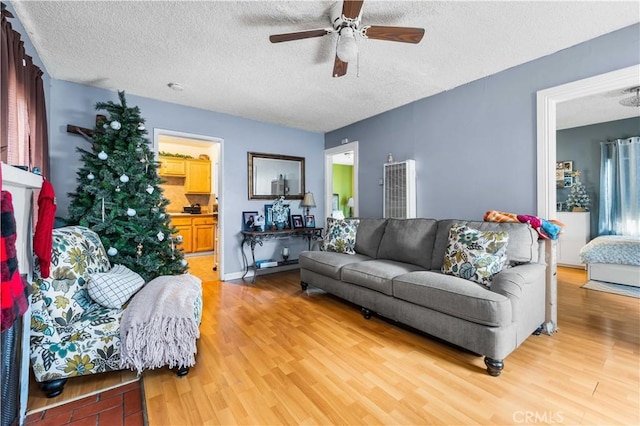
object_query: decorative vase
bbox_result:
[572,207,586,212]
[276,221,285,230]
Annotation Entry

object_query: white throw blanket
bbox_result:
[120,273,202,374]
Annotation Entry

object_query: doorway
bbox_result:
[324,141,359,219]
[536,64,639,332]
[153,128,224,278]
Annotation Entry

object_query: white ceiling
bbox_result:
[10,0,640,133]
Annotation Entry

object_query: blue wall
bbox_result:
[557,117,640,239]
[47,81,325,278]
[326,24,640,221]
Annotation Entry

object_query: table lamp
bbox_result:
[347,197,355,217]
[301,192,316,216]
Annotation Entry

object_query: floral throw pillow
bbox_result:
[442,225,509,286]
[323,218,360,254]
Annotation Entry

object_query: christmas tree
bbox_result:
[68,91,187,281]
[566,173,591,212]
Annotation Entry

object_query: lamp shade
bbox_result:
[301,192,316,208]
[347,197,355,208]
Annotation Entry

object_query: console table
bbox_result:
[240,228,323,282]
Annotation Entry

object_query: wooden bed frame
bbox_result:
[588,263,640,288]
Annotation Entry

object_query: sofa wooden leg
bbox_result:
[40,378,67,398]
[301,281,308,291]
[484,357,504,376]
[361,308,372,320]
[176,367,189,377]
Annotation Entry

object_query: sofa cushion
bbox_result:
[323,218,360,254]
[441,225,509,285]
[299,251,372,280]
[376,218,438,269]
[88,264,145,309]
[432,220,539,270]
[341,260,425,296]
[393,271,512,327]
[354,218,388,258]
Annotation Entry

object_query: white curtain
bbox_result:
[598,137,640,237]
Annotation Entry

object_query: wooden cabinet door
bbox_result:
[185,160,211,193]
[193,216,215,252]
[171,216,193,253]
[159,156,186,176]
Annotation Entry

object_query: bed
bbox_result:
[579,235,640,287]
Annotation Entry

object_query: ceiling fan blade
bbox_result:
[269,29,330,43]
[363,26,425,43]
[332,56,348,78]
[342,0,364,20]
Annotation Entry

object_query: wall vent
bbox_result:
[383,160,416,218]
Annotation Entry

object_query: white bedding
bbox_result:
[579,235,640,266]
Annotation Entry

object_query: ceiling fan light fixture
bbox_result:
[336,27,358,63]
[619,86,640,107]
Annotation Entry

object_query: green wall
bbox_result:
[332,164,353,217]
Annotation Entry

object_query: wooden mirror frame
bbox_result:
[248,152,305,200]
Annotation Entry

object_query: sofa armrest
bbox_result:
[491,263,546,321]
[29,297,62,346]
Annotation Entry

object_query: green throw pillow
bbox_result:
[442,224,509,285]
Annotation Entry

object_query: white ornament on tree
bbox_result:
[151,207,159,213]
[107,247,118,256]
[137,123,145,131]
[157,231,165,241]
[115,185,121,192]
[119,174,129,183]
[180,259,188,267]
[146,185,154,194]
[159,213,165,219]
[87,172,95,180]
[110,120,121,130]
[126,208,137,217]
[98,151,108,160]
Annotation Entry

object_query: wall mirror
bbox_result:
[248,152,305,200]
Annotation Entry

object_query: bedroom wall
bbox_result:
[325,23,640,221]
[332,164,354,217]
[557,117,640,239]
[47,80,325,279]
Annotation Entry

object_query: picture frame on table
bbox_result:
[264,204,273,228]
[242,211,258,231]
[292,214,304,229]
[304,215,315,228]
[332,193,339,211]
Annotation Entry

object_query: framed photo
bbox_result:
[555,169,564,181]
[242,211,258,231]
[292,214,304,229]
[304,215,315,228]
[264,204,273,228]
[332,193,339,211]
[563,177,573,188]
[562,161,573,172]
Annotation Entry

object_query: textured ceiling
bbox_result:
[10,0,640,133]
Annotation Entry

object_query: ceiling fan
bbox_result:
[269,0,425,78]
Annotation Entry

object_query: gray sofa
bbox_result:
[299,218,546,376]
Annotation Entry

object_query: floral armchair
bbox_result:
[29,226,123,397]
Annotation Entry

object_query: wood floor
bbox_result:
[141,264,639,425]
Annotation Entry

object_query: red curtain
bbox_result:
[1,6,49,178]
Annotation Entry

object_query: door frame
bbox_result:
[153,128,224,278]
[536,63,639,332]
[324,141,359,219]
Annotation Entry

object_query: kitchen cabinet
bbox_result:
[193,216,215,252]
[170,214,216,254]
[158,156,186,176]
[185,159,211,194]
[171,216,193,253]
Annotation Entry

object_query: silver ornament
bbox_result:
[98,151,108,160]
[120,174,129,183]
[157,231,165,241]
[127,208,136,217]
[87,172,95,180]
[107,247,118,256]
[110,121,121,130]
